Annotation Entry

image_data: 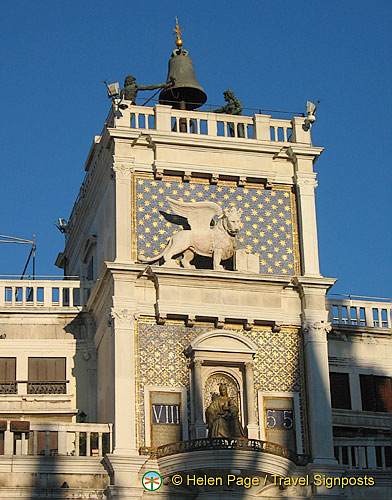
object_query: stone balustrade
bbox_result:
[326,297,392,328]
[0,421,112,457]
[0,279,91,309]
[334,439,391,470]
[108,103,311,145]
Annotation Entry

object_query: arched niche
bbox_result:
[186,330,259,439]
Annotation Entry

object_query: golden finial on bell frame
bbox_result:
[173,16,184,48]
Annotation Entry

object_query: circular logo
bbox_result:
[142,471,162,491]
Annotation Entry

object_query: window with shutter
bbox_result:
[329,372,351,409]
[0,358,17,394]
[28,358,66,394]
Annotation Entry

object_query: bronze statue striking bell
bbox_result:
[159,49,207,110]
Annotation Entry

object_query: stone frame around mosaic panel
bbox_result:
[135,318,304,450]
[131,173,301,276]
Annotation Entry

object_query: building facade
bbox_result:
[0,70,390,499]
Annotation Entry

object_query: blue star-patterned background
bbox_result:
[134,176,299,275]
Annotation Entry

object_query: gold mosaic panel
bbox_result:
[136,320,303,447]
[132,174,300,275]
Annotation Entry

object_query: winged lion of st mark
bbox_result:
[138,198,243,271]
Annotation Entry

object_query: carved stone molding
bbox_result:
[111,163,133,180]
[110,308,134,329]
[294,173,318,193]
[302,320,332,341]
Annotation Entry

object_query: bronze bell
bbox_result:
[159,48,207,110]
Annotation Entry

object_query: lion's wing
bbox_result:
[167,198,222,232]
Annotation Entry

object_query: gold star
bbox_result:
[284,205,290,211]
[204,185,210,191]
[184,190,190,196]
[274,261,281,267]
[280,240,286,246]
[271,191,276,197]
[146,242,151,247]
[165,182,171,188]
[151,181,157,186]
[246,244,253,251]
[284,192,290,198]
[138,179,144,185]
[288,263,293,268]
[158,229,165,234]
[243,188,249,194]
[144,186,150,192]
[160,243,166,249]
[153,235,158,241]
[239,237,245,242]
[229,187,235,193]
[267,239,272,245]
[268,267,273,273]
[172,189,178,195]
[152,221,158,227]
[268,253,273,258]
[274,246,279,252]
[287,248,293,254]
[223,194,229,199]
[282,255,287,261]
[285,219,291,225]
[211,193,216,198]
[272,218,278,224]
[261,259,266,265]
[145,214,151,219]
[273,232,279,238]
[252,196,257,202]
[237,195,243,201]
[152,194,158,200]
[139,234,144,239]
[272,204,277,210]
[139,248,145,254]
[282,268,287,274]
[137,193,144,199]
[265,197,270,202]
[244,202,250,208]
[261,245,266,251]
[165,222,171,227]
[278,198,283,204]
[138,220,144,225]
[253,238,259,244]
[252,223,258,229]
[257,189,262,195]
[158,188,164,194]
[266,210,271,216]
[153,249,159,255]
[197,192,203,198]
[217,186,223,192]
[246,230,252,236]
[152,207,158,213]
[145,227,151,233]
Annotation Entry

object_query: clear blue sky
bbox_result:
[0,0,390,298]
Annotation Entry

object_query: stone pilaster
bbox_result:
[110,308,138,454]
[193,360,206,438]
[244,362,258,439]
[111,157,134,263]
[294,170,321,277]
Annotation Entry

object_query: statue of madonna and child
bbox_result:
[205,383,246,438]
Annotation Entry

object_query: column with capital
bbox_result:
[244,362,258,439]
[303,318,336,463]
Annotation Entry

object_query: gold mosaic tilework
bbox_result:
[133,175,300,275]
[136,320,303,447]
